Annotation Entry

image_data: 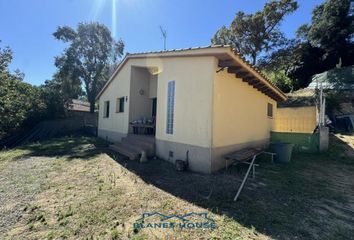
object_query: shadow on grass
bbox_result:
[106,134,354,240]
[329,134,354,160]
[5,133,353,239]
[13,134,109,161]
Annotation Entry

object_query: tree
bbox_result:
[53,22,124,113]
[259,39,298,92]
[39,77,67,119]
[0,42,46,137]
[299,0,354,67]
[212,0,298,65]
[0,41,13,75]
[287,43,327,89]
[260,39,327,91]
[0,78,46,137]
[287,0,354,89]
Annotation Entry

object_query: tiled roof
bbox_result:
[126,45,284,98]
[66,99,90,112]
[309,66,354,90]
[278,96,316,108]
[126,45,226,55]
[97,45,286,101]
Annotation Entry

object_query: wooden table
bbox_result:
[130,123,155,135]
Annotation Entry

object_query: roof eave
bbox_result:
[221,47,287,101]
[96,46,287,102]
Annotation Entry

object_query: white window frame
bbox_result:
[166,81,175,134]
[267,102,273,118]
[103,101,110,118]
[116,97,125,113]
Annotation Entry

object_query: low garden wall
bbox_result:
[270,131,320,153]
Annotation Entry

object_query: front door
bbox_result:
[152,98,157,117]
[151,98,157,135]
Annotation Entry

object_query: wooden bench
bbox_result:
[224,148,262,171]
[225,148,276,171]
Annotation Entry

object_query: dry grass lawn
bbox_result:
[0,134,353,239]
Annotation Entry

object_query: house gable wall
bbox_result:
[97,53,282,173]
[154,56,215,173]
[154,56,214,148]
[98,56,215,173]
[98,61,131,142]
[211,66,277,171]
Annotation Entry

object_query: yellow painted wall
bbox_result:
[98,56,215,148]
[212,65,277,147]
[129,67,153,124]
[98,53,283,148]
[273,106,317,133]
[154,56,214,148]
[98,61,131,134]
[149,74,157,98]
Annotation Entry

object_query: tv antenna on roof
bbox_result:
[159,26,167,50]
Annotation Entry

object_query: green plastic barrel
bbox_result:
[270,142,294,163]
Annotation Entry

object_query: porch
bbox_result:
[128,66,158,136]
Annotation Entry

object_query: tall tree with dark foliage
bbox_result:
[212,0,298,65]
[288,0,354,89]
[0,41,46,138]
[54,22,124,113]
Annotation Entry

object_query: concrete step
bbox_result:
[122,136,155,149]
[109,144,140,160]
[110,134,155,160]
[122,135,155,148]
[115,141,155,157]
[120,141,154,157]
[126,134,155,144]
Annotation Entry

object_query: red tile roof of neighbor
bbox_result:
[66,99,90,112]
[97,45,287,101]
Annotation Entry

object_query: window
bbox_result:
[267,103,273,118]
[104,101,110,118]
[166,81,175,134]
[116,97,125,113]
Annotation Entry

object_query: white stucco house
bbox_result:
[96,45,286,173]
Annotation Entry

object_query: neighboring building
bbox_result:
[96,46,286,173]
[277,66,354,133]
[308,66,354,90]
[65,99,98,128]
[274,96,317,134]
[66,99,91,113]
[271,73,336,153]
[308,66,354,118]
[272,94,328,153]
[270,66,354,153]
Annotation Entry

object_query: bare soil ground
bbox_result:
[0,134,353,239]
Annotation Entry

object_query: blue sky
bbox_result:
[0,0,323,86]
